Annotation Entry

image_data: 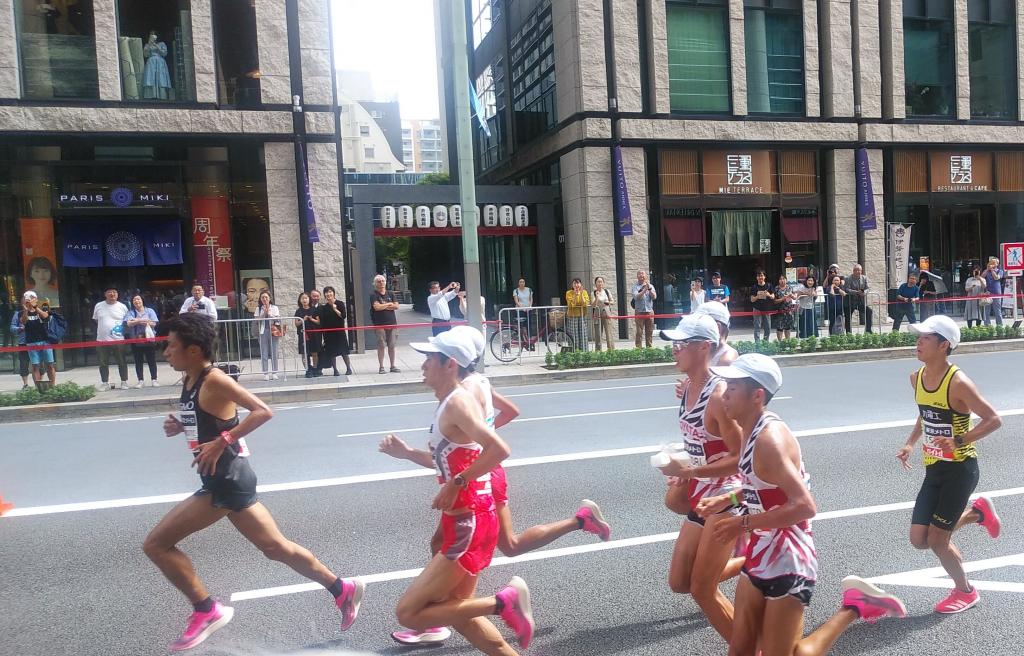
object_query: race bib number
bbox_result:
[180,411,200,452]
[685,440,707,468]
[235,437,251,458]
[743,488,765,514]
[922,423,954,461]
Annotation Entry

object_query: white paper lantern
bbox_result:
[398,205,414,228]
[380,206,396,228]
[415,205,431,228]
[432,205,449,227]
[483,204,499,227]
[499,205,514,227]
[450,205,462,227]
[514,205,529,227]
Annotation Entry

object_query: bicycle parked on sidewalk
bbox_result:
[489,307,573,362]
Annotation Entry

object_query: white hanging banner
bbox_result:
[888,223,913,288]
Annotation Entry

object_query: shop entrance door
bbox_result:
[950,208,983,289]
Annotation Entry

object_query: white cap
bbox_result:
[660,314,720,343]
[410,327,481,368]
[711,353,783,395]
[23,290,37,301]
[695,302,730,328]
[909,315,960,350]
[449,325,486,359]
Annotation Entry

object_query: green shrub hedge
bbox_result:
[544,324,1022,370]
[0,382,96,407]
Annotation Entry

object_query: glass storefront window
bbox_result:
[15,0,99,99]
[744,2,804,115]
[667,1,730,113]
[117,0,196,102]
[903,1,955,118]
[213,0,260,108]
[968,0,1017,120]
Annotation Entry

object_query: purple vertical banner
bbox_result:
[298,142,320,243]
[613,145,633,236]
[855,148,877,231]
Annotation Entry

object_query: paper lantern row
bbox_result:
[379,205,529,229]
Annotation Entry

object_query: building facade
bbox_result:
[449,0,1024,322]
[0,0,348,364]
[401,118,445,173]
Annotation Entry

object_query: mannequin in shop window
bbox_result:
[142,30,172,100]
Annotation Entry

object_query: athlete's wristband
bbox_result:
[220,430,237,446]
[728,491,741,508]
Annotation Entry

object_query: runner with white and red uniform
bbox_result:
[666,302,737,517]
[896,316,1003,614]
[385,328,535,654]
[700,354,907,656]
[655,315,745,641]
[384,325,610,646]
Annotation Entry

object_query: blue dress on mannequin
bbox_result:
[142,35,172,100]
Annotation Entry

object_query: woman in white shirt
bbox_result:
[256,291,283,380]
[591,276,615,351]
[689,277,705,312]
[512,278,534,342]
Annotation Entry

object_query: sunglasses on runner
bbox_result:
[672,339,710,351]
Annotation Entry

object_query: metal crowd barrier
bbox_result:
[213,316,306,381]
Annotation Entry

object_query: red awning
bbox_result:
[783,216,819,243]
[663,218,704,246]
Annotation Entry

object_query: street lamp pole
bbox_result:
[448,0,483,350]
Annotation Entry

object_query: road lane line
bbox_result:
[229,486,1024,602]
[8,411,1024,518]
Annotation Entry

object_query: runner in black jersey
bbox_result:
[145,313,364,652]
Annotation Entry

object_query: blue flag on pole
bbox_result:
[469,79,491,138]
[856,148,877,231]
[613,146,634,236]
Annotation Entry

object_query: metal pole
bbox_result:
[448,0,483,361]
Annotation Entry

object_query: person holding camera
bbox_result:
[427,281,460,336]
[689,277,705,312]
[179,285,218,320]
[20,290,56,391]
[632,270,658,348]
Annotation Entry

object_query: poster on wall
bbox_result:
[19,218,60,307]
[239,270,273,317]
[191,198,235,309]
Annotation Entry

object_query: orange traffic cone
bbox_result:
[0,496,13,516]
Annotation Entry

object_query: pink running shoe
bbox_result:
[840,576,907,624]
[169,601,234,652]
[335,578,366,631]
[391,627,452,646]
[496,576,535,649]
[935,587,979,614]
[972,496,1001,539]
[576,499,611,541]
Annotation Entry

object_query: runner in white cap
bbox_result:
[383,325,610,647]
[666,302,738,517]
[656,314,745,642]
[382,328,535,652]
[701,354,907,656]
[896,315,1003,614]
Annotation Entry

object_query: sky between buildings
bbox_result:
[331,0,441,120]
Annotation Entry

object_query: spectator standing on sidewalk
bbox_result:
[256,291,282,381]
[632,270,657,348]
[773,274,796,340]
[295,291,321,376]
[825,273,847,334]
[9,297,31,390]
[689,277,705,312]
[982,257,1005,326]
[796,275,819,338]
[918,273,938,320]
[964,267,985,328]
[427,281,460,336]
[512,278,534,340]
[179,284,218,320]
[565,278,590,351]
[750,269,775,342]
[591,276,615,351]
[371,274,400,374]
[844,264,873,333]
[124,293,160,388]
[20,291,56,391]
[892,273,920,332]
[93,286,129,390]
[707,272,730,304]
[319,286,353,377]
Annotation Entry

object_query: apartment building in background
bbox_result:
[401,118,445,173]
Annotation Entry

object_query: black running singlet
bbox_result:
[179,366,246,456]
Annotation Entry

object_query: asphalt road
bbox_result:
[2,350,1023,656]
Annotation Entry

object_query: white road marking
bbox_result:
[8,411,1024,518]
[230,486,1024,602]
[41,415,165,427]
[867,553,1024,593]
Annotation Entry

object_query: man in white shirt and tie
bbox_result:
[179,285,219,321]
[427,281,460,336]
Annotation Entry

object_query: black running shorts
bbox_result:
[195,451,259,512]
[911,458,979,530]
[743,571,815,606]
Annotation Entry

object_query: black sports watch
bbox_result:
[453,474,467,488]
[954,436,965,447]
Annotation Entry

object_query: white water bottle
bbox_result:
[651,442,691,468]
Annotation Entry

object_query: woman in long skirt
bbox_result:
[318,286,353,376]
[565,278,590,351]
